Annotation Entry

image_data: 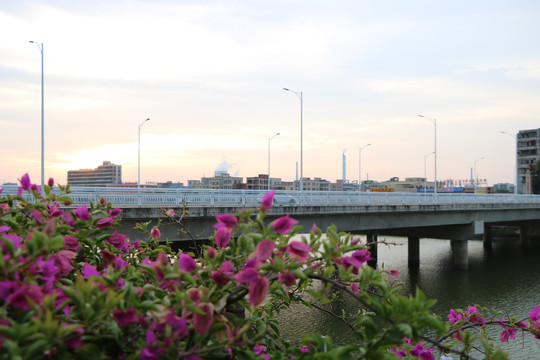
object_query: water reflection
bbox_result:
[278,236,540,358]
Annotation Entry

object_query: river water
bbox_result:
[278,236,540,359]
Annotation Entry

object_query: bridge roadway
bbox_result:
[4,186,540,270]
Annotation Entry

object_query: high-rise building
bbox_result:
[517,129,540,194]
[67,161,122,186]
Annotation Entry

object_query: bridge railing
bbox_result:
[2,185,540,208]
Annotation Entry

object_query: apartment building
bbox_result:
[67,161,122,186]
[517,128,540,194]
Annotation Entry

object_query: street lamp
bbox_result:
[424,151,435,194]
[358,144,371,191]
[268,132,280,190]
[474,157,485,194]
[418,115,437,195]
[500,131,518,195]
[29,41,44,191]
[283,88,303,203]
[138,118,150,190]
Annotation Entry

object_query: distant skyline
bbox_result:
[1,0,540,187]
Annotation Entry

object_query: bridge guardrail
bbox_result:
[2,185,540,208]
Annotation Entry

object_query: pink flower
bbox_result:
[178,253,197,272]
[82,263,101,278]
[286,241,312,263]
[261,191,275,210]
[8,284,44,310]
[64,327,84,349]
[530,306,540,322]
[273,214,299,234]
[109,208,123,218]
[113,308,138,326]
[97,216,114,229]
[73,204,91,222]
[390,270,400,276]
[236,268,259,283]
[214,214,237,229]
[215,227,232,247]
[278,271,296,287]
[63,236,81,251]
[206,247,217,258]
[448,309,462,324]
[150,227,161,239]
[165,209,175,217]
[47,177,55,187]
[107,231,129,252]
[210,270,230,287]
[20,173,31,190]
[350,282,359,293]
[193,302,214,335]
[31,209,45,224]
[254,240,275,262]
[249,277,269,307]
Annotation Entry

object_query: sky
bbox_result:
[1,0,540,187]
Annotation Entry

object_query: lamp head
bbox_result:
[283,88,289,91]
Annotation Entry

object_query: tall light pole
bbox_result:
[29,41,44,191]
[268,132,280,190]
[500,131,518,195]
[424,151,435,194]
[283,88,303,203]
[138,118,150,190]
[418,115,437,195]
[358,144,371,191]
[474,157,485,194]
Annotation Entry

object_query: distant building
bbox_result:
[493,183,515,193]
[296,177,330,191]
[517,129,540,194]
[246,174,269,190]
[67,161,122,187]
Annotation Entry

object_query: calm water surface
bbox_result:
[278,237,540,359]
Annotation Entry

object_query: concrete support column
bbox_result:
[367,233,378,268]
[483,224,492,249]
[408,236,420,267]
[520,227,530,248]
[452,240,469,270]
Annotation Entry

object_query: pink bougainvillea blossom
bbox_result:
[31,209,45,225]
[448,309,463,324]
[350,282,359,293]
[210,270,230,287]
[150,227,161,239]
[193,302,214,335]
[206,247,217,258]
[215,227,232,248]
[286,241,312,263]
[249,276,269,307]
[107,231,129,252]
[113,308,139,326]
[8,284,44,310]
[20,173,31,190]
[273,214,299,234]
[254,240,275,262]
[82,263,101,278]
[261,191,275,210]
[73,204,91,222]
[63,236,81,252]
[236,267,259,284]
[390,270,400,277]
[97,216,114,229]
[47,177,55,187]
[214,214,237,230]
[278,271,296,287]
[530,306,540,322]
[109,208,123,218]
[178,253,197,272]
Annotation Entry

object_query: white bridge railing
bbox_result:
[2,185,540,208]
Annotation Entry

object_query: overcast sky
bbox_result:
[1,0,540,187]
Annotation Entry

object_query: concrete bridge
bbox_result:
[4,186,540,270]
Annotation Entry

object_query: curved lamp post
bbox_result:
[268,132,280,190]
[138,118,150,190]
[29,41,44,191]
[474,157,485,194]
[418,115,437,196]
[500,131,518,195]
[283,88,303,204]
[358,144,371,191]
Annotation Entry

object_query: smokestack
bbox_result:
[342,149,347,183]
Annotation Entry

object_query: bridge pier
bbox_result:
[451,240,469,270]
[483,224,492,249]
[408,237,420,267]
[520,227,530,248]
